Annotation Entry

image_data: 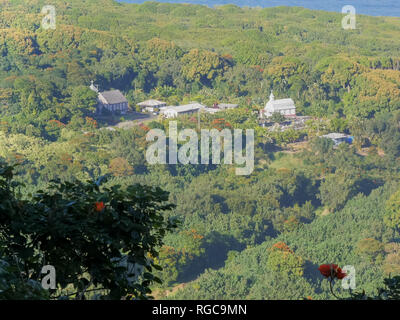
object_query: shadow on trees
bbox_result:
[302,260,323,284]
[354,178,384,197]
[177,231,245,283]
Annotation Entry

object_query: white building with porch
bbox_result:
[260,92,296,118]
[162,103,204,118]
[137,99,167,113]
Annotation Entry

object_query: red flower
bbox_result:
[336,269,347,279]
[95,201,105,212]
[318,264,346,280]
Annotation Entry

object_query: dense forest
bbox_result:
[1,0,400,299]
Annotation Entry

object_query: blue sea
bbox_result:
[118,0,400,17]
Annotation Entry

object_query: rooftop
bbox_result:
[137,99,166,107]
[99,90,128,104]
[204,107,221,114]
[266,98,296,110]
[320,133,349,140]
[165,103,205,113]
[218,103,239,109]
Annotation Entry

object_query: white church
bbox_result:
[260,92,296,118]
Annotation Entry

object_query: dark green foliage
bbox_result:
[0,164,178,299]
[3,0,400,137]
[1,0,400,300]
[270,112,286,124]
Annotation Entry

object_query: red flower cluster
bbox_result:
[85,117,98,129]
[138,123,150,131]
[94,201,105,212]
[318,264,347,280]
[253,65,264,73]
[48,119,66,128]
[269,241,293,253]
[212,118,232,130]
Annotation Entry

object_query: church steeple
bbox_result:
[90,80,99,93]
[269,91,274,101]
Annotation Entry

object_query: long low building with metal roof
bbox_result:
[162,103,205,118]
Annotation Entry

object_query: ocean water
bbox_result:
[118,0,400,17]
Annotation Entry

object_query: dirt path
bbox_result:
[152,282,188,300]
[114,114,157,129]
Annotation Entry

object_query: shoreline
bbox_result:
[116,0,400,18]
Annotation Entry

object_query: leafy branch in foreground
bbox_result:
[0,163,179,300]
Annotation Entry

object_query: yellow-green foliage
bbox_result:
[266,242,304,277]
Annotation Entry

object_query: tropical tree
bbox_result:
[0,163,178,299]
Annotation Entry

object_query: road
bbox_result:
[104,112,158,130]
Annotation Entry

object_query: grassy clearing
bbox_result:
[268,152,303,170]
